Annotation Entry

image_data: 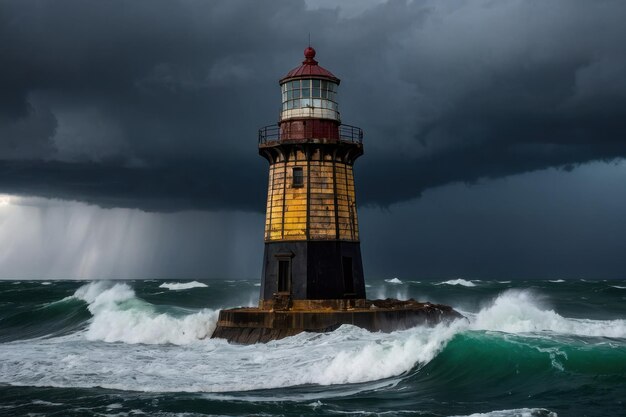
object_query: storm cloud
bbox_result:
[1,0,626,212]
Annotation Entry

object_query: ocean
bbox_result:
[0,278,624,416]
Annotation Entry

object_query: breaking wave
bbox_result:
[468,289,626,337]
[74,281,217,345]
[384,278,403,284]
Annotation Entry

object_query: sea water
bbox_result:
[0,278,625,416]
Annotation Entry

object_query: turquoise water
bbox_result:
[0,278,625,416]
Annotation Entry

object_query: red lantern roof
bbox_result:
[280,47,340,84]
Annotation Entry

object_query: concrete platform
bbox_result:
[211,298,463,344]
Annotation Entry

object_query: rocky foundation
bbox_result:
[211,298,463,344]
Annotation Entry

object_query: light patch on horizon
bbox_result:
[0,194,12,207]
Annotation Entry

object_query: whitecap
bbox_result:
[384,278,403,284]
[611,285,626,289]
[159,281,208,291]
[436,279,476,287]
[549,279,565,283]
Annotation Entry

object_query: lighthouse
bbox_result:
[211,47,461,344]
[257,47,365,308]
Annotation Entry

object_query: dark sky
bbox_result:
[1,0,625,280]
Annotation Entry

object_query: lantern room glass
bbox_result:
[281,79,338,111]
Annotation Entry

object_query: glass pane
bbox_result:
[329,82,337,92]
[302,87,310,98]
[291,80,300,90]
[312,79,320,88]
[321,80,327,90]
[282,92,287,102]
[293,89,300,99]
[313,99,321,107]
[301,79,310,88]
[287,90,293,100]
[287,100,293,109]
[321,89,327,99]
[301,98,311,107]
[312,87,320,98]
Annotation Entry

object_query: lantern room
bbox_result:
[280,78,339,121]
[277,47,343,141]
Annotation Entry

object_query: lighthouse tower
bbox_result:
[211,47,461,344]
[258,47,365,308]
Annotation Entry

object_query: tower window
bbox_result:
[292,167,304,188]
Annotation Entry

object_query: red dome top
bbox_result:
[280,47,340,83]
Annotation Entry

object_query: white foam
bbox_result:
[0,309,467,393]
[159,281,208,291]
[385,278,403,284]
[469,289,626,338]
[452,408,557,417]
[73,281,218,345]
[611,285,626,289]
[436,279,476,287]
[549,279,565,283]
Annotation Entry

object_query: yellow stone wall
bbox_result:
[264,151,359,242]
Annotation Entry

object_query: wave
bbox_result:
[468,290,626,338]
[0,296,90,342]
[73,281,217,345]
[158,281,208,291]
[436,278,476,287]
[452,408,557,417]
[611,285,626,289]
[1,283,625,396]
[384,278,403,284]
[549,279,565,283]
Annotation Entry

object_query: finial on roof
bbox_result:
[304,46,317,64]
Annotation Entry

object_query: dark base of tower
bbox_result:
[210,298,464,345]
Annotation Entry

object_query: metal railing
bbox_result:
[258,123,363,145]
